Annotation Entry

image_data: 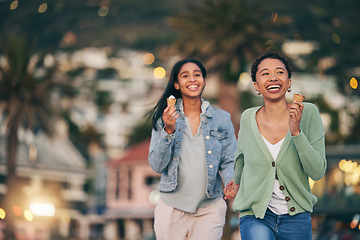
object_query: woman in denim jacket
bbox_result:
[148,58,236,240]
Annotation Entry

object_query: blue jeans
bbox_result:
[239,209,312,240]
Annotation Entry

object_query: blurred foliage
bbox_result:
[239,90,257,111]
[1,0,359,94]
[0,0,181,52]
[308,96,343,144]
[62,112,103,162]
[127,119,152,147]
[168,0,289,83]
[0,35,65,239]
[1,0,360,147]
[273,0,360,97]
[345,109,360,144]
[95,90,112,112]
[96,68,118,79]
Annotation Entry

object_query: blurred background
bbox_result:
[0,0,359,239]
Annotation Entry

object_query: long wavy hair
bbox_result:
[148,58,207,130]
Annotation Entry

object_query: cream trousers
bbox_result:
[154,198,227,240]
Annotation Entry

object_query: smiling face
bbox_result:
[254,58,291,101]
[174,62,206,100]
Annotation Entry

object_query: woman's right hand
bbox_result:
[162,105,178,134]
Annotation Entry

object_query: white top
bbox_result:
[262,136,289,215]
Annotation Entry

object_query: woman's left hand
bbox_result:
[289,101,304,136]
[223,181,239,200]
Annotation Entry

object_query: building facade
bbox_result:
[105,139,160,240]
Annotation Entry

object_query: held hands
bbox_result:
[289,101,304,136]
[162,105,178,134]
[223,180,239,200]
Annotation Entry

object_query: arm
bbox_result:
[233,117,245,185]
[293,104,327,181]
[148,121,175,174]
[219,114,236,186]
[148,105,178,173]
[223,117,244,200]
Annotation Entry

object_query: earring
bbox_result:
[256,91,261,95]
[287,87,291,92]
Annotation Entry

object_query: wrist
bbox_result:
[291,130,301,136]
[164,127,174,134]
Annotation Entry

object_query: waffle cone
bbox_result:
[167,98,176,110]
[293,93,305,103]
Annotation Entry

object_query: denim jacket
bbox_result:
[148,99,236,199]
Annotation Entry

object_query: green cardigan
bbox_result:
[233,102,327,219]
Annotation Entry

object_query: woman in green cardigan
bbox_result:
[224,51,327,240]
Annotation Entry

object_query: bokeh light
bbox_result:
[309,178,315,189]
[24,210,34,222]
[98,7,109,17]
[38,3,48,13]
[143,53,155,65]
[351,214,359,229]
[10,0,18,10]
[238,72,252,86]
[30,203,55,217]
[339,159,360,186]
[0,208,5,219]
[148,189,160,205]
[331,33,341,44]
[271,12,278,22]
[13,206,22,216]
[153,67,166,79]
[350,77,358,89]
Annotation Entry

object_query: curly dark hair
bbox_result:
[250,51,292,82]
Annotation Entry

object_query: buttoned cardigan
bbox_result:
[233,102,327,219]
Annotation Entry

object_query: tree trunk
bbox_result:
[4,129,20,240]
[218,79,241,135]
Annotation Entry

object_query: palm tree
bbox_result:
[0,36,60,239]
[168,0,289,132]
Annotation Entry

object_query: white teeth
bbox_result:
[188,85,198,89]
[267,85,281,90]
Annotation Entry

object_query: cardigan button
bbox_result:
[279,185,285,191]
[206,135,210,140]
[285,196,291,202]
[209,165,213,169]
[290,207,295,212]
[208,150,212,154]
[272,161,275,167]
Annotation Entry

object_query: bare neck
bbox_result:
[183,97,202,118]
[261,99,289,122]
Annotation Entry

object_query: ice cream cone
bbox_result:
[167,95,176,110]
[293,93,305,103]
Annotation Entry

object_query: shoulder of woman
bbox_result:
[303,102,320,113]
[241,106,259,117]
